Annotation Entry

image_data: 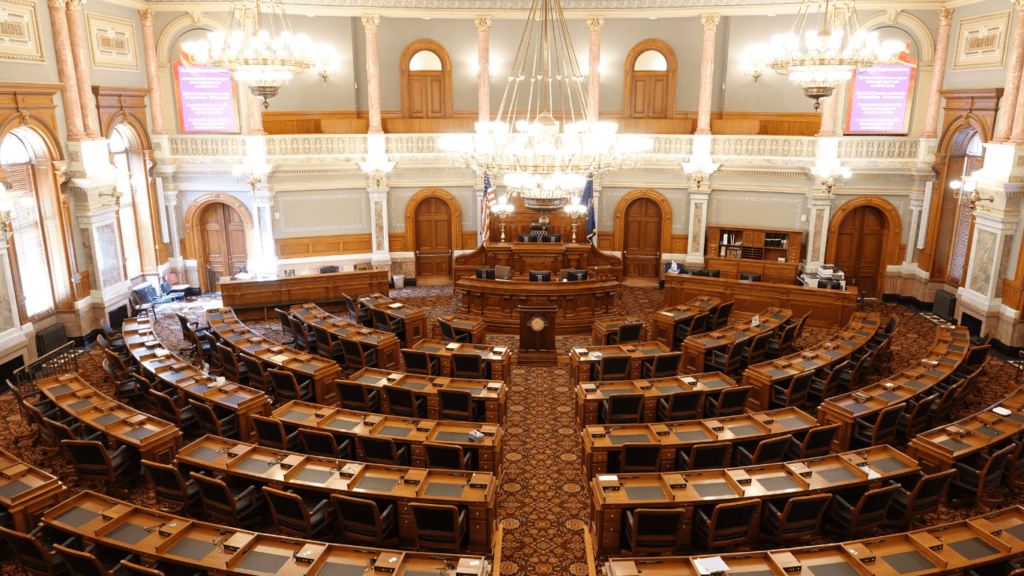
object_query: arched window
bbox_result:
[623,40,677,119]
[400,39,453,118]
[947,133,984,286]
[0,132,55,318]
[108,123,157,282]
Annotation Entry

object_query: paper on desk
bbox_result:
[695,557,730,575]
[866,467,881,480]
[994,407,1012,417]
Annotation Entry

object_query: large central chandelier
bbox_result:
[746,0,902,109]
[439,0,652,222]
[182,0,338,109]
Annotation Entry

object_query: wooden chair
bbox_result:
[201,333,223,375]
[267,369,315,403]
[312,325,345,364]
[657,389,704,421]
[409,503,467,552]
[238,354,269,392]
[678,441,731,470]
[706,339,750,377]
[335,380,380,412]
[148,390,198,431]
[383,385,428,418]
[824,484,899,538]
[741,332,772,366]
[734,434,793,466]
[623,509,684,556]
[288,316,315,352]
[673,313,708,349]
[438,388,480,422]
[120,560,203,576]
[807,361,847,405]
[641,352,682,379]
[263,486,333,539]
[601,393,644,424]
[712,301,734,330]
[785,424,840,460]
[55,544,136,576]
[438,319,471,343]
[343,294,374,327]
[189,400,239,439]
[768,372,812,409]
[0,525,76,576]
[885,469,955,528]
[330,494,397,547]
[274,308,297,345]
[620,444,661,473]
[608,322,644,345]
[692,500,760,550]
[452,352,491,379]
[250,414,302,451]
[141,460,202,516]
[189,472,265,527]
[950,443,1015,511]
[402,349,440,375]
[760,493,832,545]
[216,344,248,385]
[590,356,630,381]
[897,393,939,440]
[299,429,352,459]
[62,440,137,495]
[370,308,405,342]
[837,353,868,393]
[357,436,409,466]
[339,338,378,370]
[704,387,751,418]
[766,324,797,359]
[850,403,903,448]
[424,442,473,470]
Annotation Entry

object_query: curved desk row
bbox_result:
[37,374,182,464]
[454,276,621,335]
[819,325,970,451]
[680,307,793,373]
[590,444,916,556]
[0,448,66,532]
[581,407,816,477]
[206,308,343,405]
[122,317,271,442]
[742,312,882,411]
[176,435,497,553]
[289,303,402,372]
[219,268,390,320]
[42,491,490,576]
[650,296,722,350]
[604,504,1024,576]
[569,341,674,388]
[403,339,512,386]
[271,400,503,473]
[575,372,739,427]
[345,367,507,424]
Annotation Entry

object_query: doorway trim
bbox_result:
[404,187,463,252]
[183,193,255,290]
[612,188,673,252]
[622,39,677,119]
[824,195,902,298]
[399,39,453,118]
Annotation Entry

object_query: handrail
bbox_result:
[13,341,80,388]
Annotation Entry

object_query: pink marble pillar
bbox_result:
[476,16,491,124]
[138,10,166,135]
[695,14,720,135]
[923,8,954,139]
[247,90,266,135]
[363,15,383,135]
[587,17,604,121]
[996,7,1024,141]
[47,0,85,141]
[817,93,837,137]
[65,0,99,139]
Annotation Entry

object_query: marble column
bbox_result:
[995,5,1024,142]
[367,178,391,269]
[251,188,275,275]
[904,193,925,265]
[476,17,491,124]
[138,10,166,135]
[922,9,954,139]
[363,15,383,135]
[816,94,837,137]
[963,210,1018,304]
[686,188,710,266]
[695,14,720,136]
[47,0,85,141]
[65,0,99,139]
[805,195,833,271]
[246,90,266,135]
[587,17,604,120]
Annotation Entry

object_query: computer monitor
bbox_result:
[707,269,721,278]
[517,234,531,242]
[569,270,588,281]
[529,270,551,282]
[542,234,562,243]
[476,268,496,280]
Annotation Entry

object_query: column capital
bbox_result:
[1013,1,1024,12]
[66,0,83,11]
[48,0,67,9]
[138,9,154,26]
[587,17,604,32]
[474,16,492,32]
[701,14,720,31]
[361,15,380,31]
[938,8,955,26]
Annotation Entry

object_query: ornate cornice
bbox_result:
[474,15,491,31]
[587,16,604,32]
[938,7,954,26]
[139,9,154,25]
[361,14,380,30]
[700,13,720,30]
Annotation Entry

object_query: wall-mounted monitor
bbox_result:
[173,61,239,134]
[844,50,916,136]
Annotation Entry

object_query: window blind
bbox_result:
[6,162,55,317]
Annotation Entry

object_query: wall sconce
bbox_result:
[490,196,515,243]
[744,47,766,82]
[564,198,588,243]
[98,187,123,208]
[682,161,720,190]
[950,178,995,211]
[819,168,852,195]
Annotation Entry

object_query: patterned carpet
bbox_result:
[0,285,1021,576]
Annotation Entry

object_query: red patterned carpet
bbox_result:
[0,286,1020,576]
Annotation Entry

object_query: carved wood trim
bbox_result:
[622,39,677,119]
[611,188,673,252]
[399,39,453,119]
[93,86,152,149]
[824,195,903,299]
[183,193,255,291]
[275,234,374,259]
[404,187,463,254]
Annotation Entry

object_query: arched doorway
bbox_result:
[613,189,673,281]
[623,40,677,119]
[400,40,453,119]
[405,188,462,284]
[183,194,254,292]
[936,130,983,286]
[825,196,903,299]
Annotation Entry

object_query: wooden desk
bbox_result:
[569,342,674,387]
[681,308,792,373]
[219,268,389,319]
[122,317,271,442]
[272,401,503,473]
[454,241,623,280]
[37,374,183,464]
[665,273,857,328]
[354,294,428,347]
[406,340,512,385]
[42,491,490,576]
[455,276,621,335]
[176,435,497,553]
[209,307,343,406]
[574,372,738,427]
[438,315,488,343]
[650,297,721,349]
[580,407,816,477]
[592,316,647,346]
[291,304,402,372]
[346,367,507,424]
[819,325,970,451]
[604,505,1024,576]
[908,386,1024,474]
[741,312,882,411]
[589,445,917,556]
[0,448,66,532]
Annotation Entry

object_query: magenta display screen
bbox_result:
[844,59,916,135]
[173,62,239,134]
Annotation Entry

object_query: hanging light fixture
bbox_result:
[746,0,903,110]
[181,0,337,109]
[439,0,652,228]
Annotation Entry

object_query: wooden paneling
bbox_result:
[261,111,368,135]
[383,117,475,133]
[220,268,389,314]
[669,234,688,254]
[455,243,622,281]
[275,234,373,258]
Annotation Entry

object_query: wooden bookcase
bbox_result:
[705,225,803,284]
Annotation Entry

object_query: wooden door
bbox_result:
[201,203,248,291]
[414,197,452,281]
[833,206,885,298]
[622,198,662,279]
[629,73,669,118]
[408,72,444,118]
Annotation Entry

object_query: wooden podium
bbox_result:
[517,299,558,365]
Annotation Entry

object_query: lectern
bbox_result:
[518,299,558,365]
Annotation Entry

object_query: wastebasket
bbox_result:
[393,274,405,289]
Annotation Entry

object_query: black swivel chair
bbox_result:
[424,442,474,470]
[357,436,409,466]
[250,414,302,451]
[785,424,840,460]
[692,500,760,551]
[886,469,955,528]
[438,319,471,344]
[402,349,440,375]
[383,386,428,418]
[438,389,480,422]
[141,460,202,517]
[734,434,793,466]
[330,494,398,547]
[189,472,265,527]
[335,380,380,412]
[760,493,832,545]
[452,352,491,379]
[678,442,732,470]
[608,322,644,345]
[267,369,315,403]
[189,400,239,439]
[409,503,468,552]
[370,308,405,343]
[600,393,644,424]
[623,509,684,556]
[590,356,630,381]
[658,390,704,421]
[299,428,352,459]
[263,486,333,540]
[704,387,751,418]
[62,440,138,495]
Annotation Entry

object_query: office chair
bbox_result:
[784,424,839,460]
[760,493,832,545]
[678,442,732,471]
[357,436,409,466]
[712,301,734,330]
[267,369,315,403]
[741,332,772,366]
[590,356,630,381]
[383,385,428,418]
[402,349,440,375]
[600,393,644,424]
[0,524,75,576]
[299,428,352,459]
[312,325,345,364]
[768,371,813,409]
[189,400,239,439]
[288,317,314,352]
[274,309,297,345]
[704,387,751,418]
[623,509,684,556]
[141,460,202,517]
[452,352,491,379]
[370,308,405,342]
[238,355,270,393]
[896,393,939,440]
[766,324,797,359]
[263,486,333,539]
[424,442,474,470]
[657,389,704,421]
[672,314,708,350]
[149,390,198,431]
[693,500,760,550]
[409,503,468,552]
[475,268,496,279]
[438,319,472,343]
[438,389,480,422]
[706,339,750,377]
[620,444,662,473]
[56,544,136,576]
[807,361,847,405]
[343,294,374,327]
[885,469,955,528]
[189,472,265,527]
[850,404,904,448]
[216,344,248,385]
[824,484,899,538]
[734,434,793,466]
[62,440,137,496]
[120,560,203,576]
[739,273,762,282]
[340,338,378,370]
[950,443,1015,511]
[608,322,644,345]
[330,494,398,547]
[528,270,551,282]
[335,380,380,412]
[249,414,302,451]
[517,234,530,242]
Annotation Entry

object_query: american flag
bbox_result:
[481,174,496,244]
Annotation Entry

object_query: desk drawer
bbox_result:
[764,264,795,277]
[470,507,488,520]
